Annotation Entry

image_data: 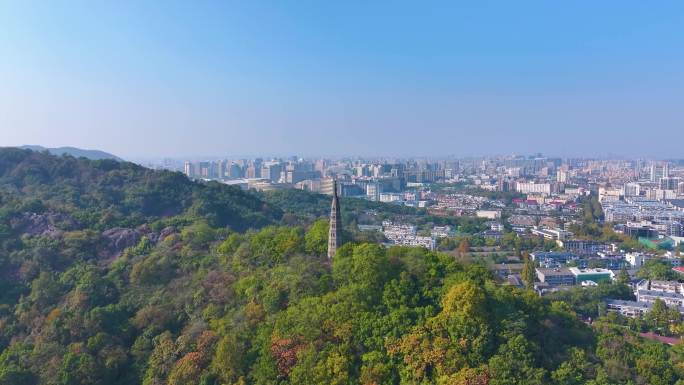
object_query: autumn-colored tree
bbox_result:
[437,366,490,385]
[167,352,202,385]
[387,281,493,382]
[458,238,471,255]
[271,337,306,378]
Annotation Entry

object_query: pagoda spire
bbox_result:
[327,180,342,259]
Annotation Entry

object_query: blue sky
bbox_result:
[1,1,683,159]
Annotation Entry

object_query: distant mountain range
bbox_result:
[18,145,123,161]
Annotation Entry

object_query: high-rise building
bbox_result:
[660,177,681,191]
[183,161,195,178]
[327,180,342,260]
[245,164,259,179]
[650,162,667,183]
[667,221,682,237]
[366,182,380,201]
[228,163,243,179]
[199,162,210,178]
[261,162,283,182]
[623,182,641,197]
[320,178,335,196]
[208,162,219,179]
[556,169,567,183]
[217,160,226,179]
[515,182,551,195]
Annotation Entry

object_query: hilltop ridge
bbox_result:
[17,145,123,161]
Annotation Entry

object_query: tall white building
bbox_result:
[515,182,551,195]
[183,161,195,178]
[625,252,647,268]
[557,170,567,183]
[623,182,641,197]
[366,182,380,201]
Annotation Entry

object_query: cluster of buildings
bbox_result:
[173,157,684,232]
[607,279,684,318]
[519,247,684,300]
[380,221,437,250]
[160,156,683,199]
[603,198,684,240]
[183,157,324,188]
[172,154,573,198]
[179,157,454,198]
[155,156,684,258]
[490,240,684,296]
[597,161,684,250]
[430,193,490,213]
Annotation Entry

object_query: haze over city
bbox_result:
[2,1,684,159]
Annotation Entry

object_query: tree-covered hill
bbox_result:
[0,148,280,231]
[17,145,123,161]
[0,149,682,385]
[0,147,280,304]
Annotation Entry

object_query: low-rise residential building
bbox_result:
[358,224,382,232]
[536,267,575,286]
[606,299,656,318]
[382,221,416,237]
[488,221,504,231]
[638,280,684,294]
[389,235,436,250]
[382,221,436,250]
[558,239,610,255]
[530,251,576,268]
[637,289,684,307]
[493,263,524,278]
[476,210,501,219]
[531,227,573,241]
[508,215,537,228]
[568,267,614,284]
[431,226,453,238]
[481,230,503,241]
[575,256,625,270]
[607,280,684,318]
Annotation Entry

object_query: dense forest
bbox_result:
[0,148,683,385]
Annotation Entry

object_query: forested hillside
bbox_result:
[0,149,682,385]
[0,148,279,229]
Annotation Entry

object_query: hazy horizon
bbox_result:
[2,1,683,159]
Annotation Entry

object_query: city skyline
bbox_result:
[2,1,684,158]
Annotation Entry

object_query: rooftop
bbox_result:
[606,299,652,309]
[536,267,573,275]
[638,289,684,299]
[568,267,613,275]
